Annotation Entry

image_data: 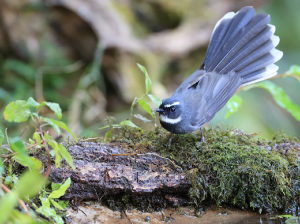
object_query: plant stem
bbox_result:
[26,142,41,150]
[129,94,146,121]
[129,97,137,121]
[39,124,51,179]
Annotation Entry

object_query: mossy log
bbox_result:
[49,126,300,213]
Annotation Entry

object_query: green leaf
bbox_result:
[43,118,77,141]
[43,133,54,141]
[58,144,75,169]
[4,176,13,185]
[44,102,62,119]
[58,200,68,210]
[39,195,50,208]
[103,129,113,143]
[36,201,64,223]
[225,95,243,119]
[29,157,43,170]
[244,81,300,121]
[120,120,143,133]
[37,205,55,216]
[17,170,45,198]
[9,210,36,224]
[49,198,65,210]
[47,140,61,168]
[4,100,31,122]
[138,99,154,117]
[42,118,61,136]
[47,119,78,141]
[44,134,62,168]
[48,177,71,199]
[137,64,151,94]
[0,170,45,223]
[0,129,4,146]
[148,94,162,108]
[29,138,35,144]
[32,132,41,145]
[105,129,113,138]
[26,97,40,107]
[287,65,300,76]
[53,215,64,224]
[286,65,300,83]
[10,138,33,168]
[52,183,62,191]
[13,156,43,170]
[134,114,153,123]
[99,124,121,130]
[0,191,19,224]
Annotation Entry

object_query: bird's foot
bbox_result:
[200,127,205,142]
[166,133,174,147]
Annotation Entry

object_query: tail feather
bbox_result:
[207,13,270,71]
[204,12,236,69]
[231,38,276,72]
[239,49,283,76]
[220,25,277,73]
[241,64,278,86]
[202,6,282,86]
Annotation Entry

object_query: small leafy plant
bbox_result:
[100,64,162,138]
[0,97,76,223]
[3,97,76,176]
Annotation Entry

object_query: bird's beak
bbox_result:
[156,108,164,113]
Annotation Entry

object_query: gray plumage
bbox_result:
[157,6,283,135]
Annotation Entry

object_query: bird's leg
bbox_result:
[200,127,205,142]
[166,133,174,147]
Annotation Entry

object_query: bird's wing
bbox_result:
[189,71,242,127]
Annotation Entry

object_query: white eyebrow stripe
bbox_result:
[159,115,182,124]
[164,102,180,108]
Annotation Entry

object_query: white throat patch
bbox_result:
[164,101,180,108]
[159,115,182,124]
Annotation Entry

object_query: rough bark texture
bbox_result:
[50,141,191,206]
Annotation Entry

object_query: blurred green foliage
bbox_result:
[0,98,75,223]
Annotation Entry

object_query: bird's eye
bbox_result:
[171,107,176,112]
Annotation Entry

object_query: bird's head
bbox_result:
[156,98,183,124]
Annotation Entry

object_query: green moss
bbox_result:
[111,124,300,213]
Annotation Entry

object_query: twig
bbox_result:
[1,145,13,154]
[1,184,31,216]
[111,153,137,156]
[26,143,41,150]
[19,126,28,138]
[39,125,51,179]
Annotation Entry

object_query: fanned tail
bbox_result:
[202,6,283,86]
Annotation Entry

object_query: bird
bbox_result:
[156,6,283,145]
